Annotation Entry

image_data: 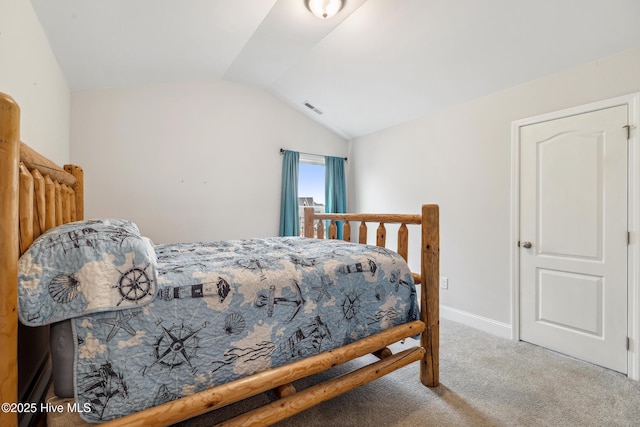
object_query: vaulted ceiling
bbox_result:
[31,0,640,139]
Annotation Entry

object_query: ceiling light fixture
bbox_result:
[305,0,345,19]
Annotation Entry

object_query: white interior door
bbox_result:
[519,105,628,373]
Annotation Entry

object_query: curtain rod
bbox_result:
[279,148,347,161]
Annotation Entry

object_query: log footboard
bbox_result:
[304,205,440,388]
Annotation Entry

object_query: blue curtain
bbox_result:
[325,156,347,239]
[279,150,300,236]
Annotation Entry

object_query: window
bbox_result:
[298,156,325,236]
[280,150,345,238]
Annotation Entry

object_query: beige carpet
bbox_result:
[177,319,640,427]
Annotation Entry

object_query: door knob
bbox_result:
[521,241,532,249]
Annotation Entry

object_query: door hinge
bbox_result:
[624,125,631,140]
[627,337,631,351]
[628,232,631,245]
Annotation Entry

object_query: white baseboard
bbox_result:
[440,305,512,339]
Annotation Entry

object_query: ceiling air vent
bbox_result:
[303,101,323,115]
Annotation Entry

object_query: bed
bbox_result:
[0,91,439,426]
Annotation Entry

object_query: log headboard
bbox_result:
[0,93,85,426]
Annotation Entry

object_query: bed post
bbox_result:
[0,93,20,426]
[420,204,439,387]
[303,206,315,238]
[64,164,84,221]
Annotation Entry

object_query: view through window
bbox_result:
[298,160,325,236]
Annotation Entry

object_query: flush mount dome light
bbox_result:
[306,0,345,19]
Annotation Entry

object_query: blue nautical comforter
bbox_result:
[18,220,418,423]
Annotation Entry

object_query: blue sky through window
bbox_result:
[299,162,325,206]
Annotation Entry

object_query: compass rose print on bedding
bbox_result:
[143,321,208,376]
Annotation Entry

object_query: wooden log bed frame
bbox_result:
[0,92,439,426]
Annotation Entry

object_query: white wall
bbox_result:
[71,80,347,243]
[349,47,640,335]
[0,0,70,163]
